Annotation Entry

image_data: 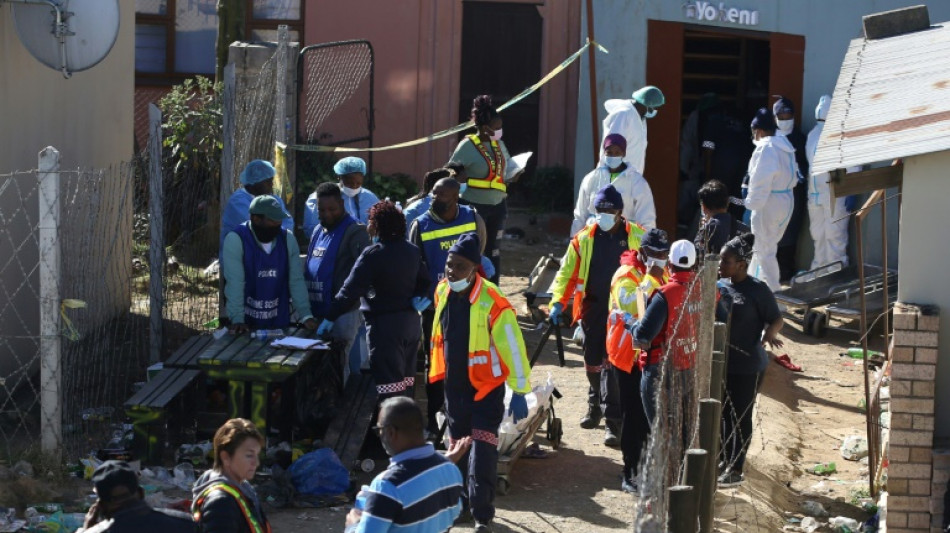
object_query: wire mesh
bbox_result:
[297,40,373,147]
[0,164,147,461]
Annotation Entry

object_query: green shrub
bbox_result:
[527,165,574,212]
[365,172,418,205]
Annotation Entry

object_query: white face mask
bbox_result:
[647,257,668,270]
[490,128,503,141]
[595,212,617,231]
[448,276,472,293]
[644,109,658,119]
[605,156,623,169]
[777,119,794,135]
[341,185,361,198]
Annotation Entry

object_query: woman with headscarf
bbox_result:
[449,95,516,284]
[716,233,784,487]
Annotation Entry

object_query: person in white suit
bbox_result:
[745,108,798,292]
[601,86,665,176]
[806,95,860,269]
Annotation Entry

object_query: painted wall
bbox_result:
[0,3,134,386]
[898,151,950,439]
[303,0,580,186]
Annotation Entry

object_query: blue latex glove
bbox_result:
[317,319,334,337]
[508,393,528,422]
[549,303,564,325]
[411,296,432,313]
[480,255,496,279]
[623,312,635,328]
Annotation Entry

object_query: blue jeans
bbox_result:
[640,364,661,425]
[332,309,362,383]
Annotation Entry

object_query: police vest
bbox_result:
[417,205,477,295]
[304,215,356,317]
[192,483,271,533]
[235,223,291,329]
[465,134,507,192]
[644,271,699,370]
[428,276,531,400]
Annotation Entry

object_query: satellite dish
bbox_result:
[8,0,120,78]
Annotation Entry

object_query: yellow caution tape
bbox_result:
[61,299,86,341]
[273,142,293,205]
[289,39,609,153]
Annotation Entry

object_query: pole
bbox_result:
[39,146,62,456]
[697,398,722,533]
[148,105,165,363]
[685,448,708,524]
[669,485,698,533]
[275,25,289,148]
[710,323,727,403]
[219,64,236,322]
[697,255,720,398]
[585,0,600,164]
[856,195,875,498]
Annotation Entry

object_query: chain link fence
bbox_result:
[0,156,147,461]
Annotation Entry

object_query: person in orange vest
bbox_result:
[428,233,531,533]
[606,228,670,493]
[629,240,700,426]
[549,184,646,446]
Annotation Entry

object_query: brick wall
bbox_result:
[886,302,940,533]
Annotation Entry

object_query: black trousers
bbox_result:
[613,365,650,481]
[469,200,507,285]
[420,307,443,432]
[581,307,621,420]
[721,371,763,474]
[366,311,420,402]
[446,384,505,524]
[777,183,806,280]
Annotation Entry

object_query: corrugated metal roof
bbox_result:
[812,22,950,174]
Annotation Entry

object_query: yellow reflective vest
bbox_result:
[549,220,646,324]
[606,255,667,373]
[428,276,531,400]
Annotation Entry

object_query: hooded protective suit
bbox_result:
[572,163,656,234]
[602,99,648,175]
[745,133,798,291]
[806,95,859,269]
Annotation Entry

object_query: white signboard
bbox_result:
[683,2,760,26]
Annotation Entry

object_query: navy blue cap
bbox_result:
[593,184,624,211]
[448,232,480,265]
[640,228,670,252]
[772,96,795,116]
[750,108,777,131]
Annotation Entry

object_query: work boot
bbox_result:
[474,521,494,533]
[580,404,602,429]
[604,418,621,447]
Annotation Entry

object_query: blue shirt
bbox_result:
[304,187,380,237]
[402,197,431,236]
[357,444,463,533]
[220,189,293,252]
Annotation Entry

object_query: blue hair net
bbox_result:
[333,157,367,176]
[239,159,276,186]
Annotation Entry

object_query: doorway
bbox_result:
[458,1,543,202]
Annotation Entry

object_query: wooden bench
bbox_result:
[124,366,203,464]
[322,373,377,471]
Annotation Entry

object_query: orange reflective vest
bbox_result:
[428,276,531,400]
[549,221,646,324]
[464,134,507,193]
[606,255,667,373]
[192,483,271,533]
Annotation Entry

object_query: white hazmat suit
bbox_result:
[746,134,798,292]
[602,99,648,175]
[572,164,657,235]
[806,95,859,270]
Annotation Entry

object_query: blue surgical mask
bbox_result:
[644,109,658,119]
[448,277,471,293]
[459,183,468,195]
[605,156,623,169]
[372,236,379,244]
[596,213,617,231]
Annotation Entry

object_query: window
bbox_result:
[135,0,304,82]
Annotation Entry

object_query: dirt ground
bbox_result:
[266,210,882,532]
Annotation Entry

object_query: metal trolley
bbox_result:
[495,392,562,495]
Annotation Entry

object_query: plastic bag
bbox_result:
[801,516,819,532]
[172,463,196,490]
[801,500,829,517]
[840,435,868,461]
[829,516,860,531]
[289,448,350,496]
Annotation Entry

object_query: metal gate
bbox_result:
[296,40,375,175]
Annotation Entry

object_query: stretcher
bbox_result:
[812,282,897,337]
[495,390,561,495]
[774,262,895,334]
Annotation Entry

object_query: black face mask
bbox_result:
[431,200,454,217]
[252,223,282,243]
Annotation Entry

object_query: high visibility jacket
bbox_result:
[606,253,667,373]
[549,220,646,324]
[464,134,507,193]
[192,483,271,533]
[644,271,699,371]
[428,276,531,400]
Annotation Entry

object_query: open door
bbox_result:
[645,20,685,234]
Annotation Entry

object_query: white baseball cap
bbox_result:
[670,240,697,268]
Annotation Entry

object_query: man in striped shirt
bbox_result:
[345,397,465,533]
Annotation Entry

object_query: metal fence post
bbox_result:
[38,146,62,455]
[148,104,165,363]
[697,398,723,533]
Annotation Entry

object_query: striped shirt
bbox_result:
[356,444,463,533]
